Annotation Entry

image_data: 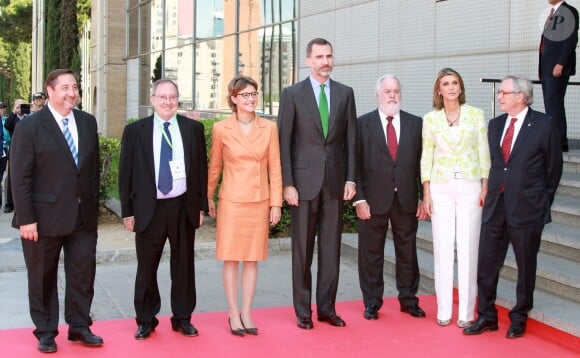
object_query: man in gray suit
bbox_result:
[278,38,357,330]
[354,75,426,321]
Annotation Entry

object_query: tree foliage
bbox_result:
[0,0,32,104]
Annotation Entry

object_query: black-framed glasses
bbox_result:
[237,92,259,99]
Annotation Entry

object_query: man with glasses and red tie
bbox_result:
[463,75,562,339]
[119,78,208,340]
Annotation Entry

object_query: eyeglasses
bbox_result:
[496,90,519,96]
[155,94,179,102]
[237,92,259,99]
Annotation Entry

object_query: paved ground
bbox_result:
[0,200,404,331]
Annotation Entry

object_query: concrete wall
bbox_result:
[297,0,580,142]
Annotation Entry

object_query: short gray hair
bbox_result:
[151,78,180,97]
[375,74,401,94]
[503,75,533,106]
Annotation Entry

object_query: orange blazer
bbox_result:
[208,114,283,207]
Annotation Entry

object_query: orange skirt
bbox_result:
[215,199,270,261]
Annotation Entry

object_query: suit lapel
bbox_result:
[176,116,192,174]
[139,116,156,180]
[299,78,324,137]
[74,110,88,169]
[508,110,534,162]
[40,107,77,168]
[227,115,263,160]
[368,110,389,158]
[398,112,414,162]
[328,79,339,136]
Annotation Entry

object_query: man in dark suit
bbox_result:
[278,38,357,329]
[464,76,562,339]
[11,69,102,353]
[119,79,208,340]
[539,0,578,152]
[355,75,426,321]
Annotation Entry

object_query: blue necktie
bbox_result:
[62,118,78,166]
[158,122,173,194]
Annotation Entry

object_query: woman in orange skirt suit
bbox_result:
[207,75,283,337]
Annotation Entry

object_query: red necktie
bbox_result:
[500,117,517,193]
[386,116,398,160]
[501,117,517,163]
[540,7,555,54]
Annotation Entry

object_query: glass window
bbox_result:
[166,46,195,111]
[129,0,296,117]
[196,0,226,38]
[195,38,227,111]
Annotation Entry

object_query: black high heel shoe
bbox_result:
[240,314,259,335]
[229,318,245,337]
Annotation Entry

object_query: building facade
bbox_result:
[87,0,580,145]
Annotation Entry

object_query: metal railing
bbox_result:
[480,78,580,117]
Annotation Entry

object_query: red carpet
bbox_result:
[1,295,578,357]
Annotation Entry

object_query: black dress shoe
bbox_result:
[38,336,57,353]
[463,317,499,335]
[506,322,526,339]
[400,305,426,318]
[364,305,379,320]
[67,329,104,346]
[171,320,199,337]
[317,315,346,327]
[135,319,159,340]
[297,317,314,330]
[3,206,13,213]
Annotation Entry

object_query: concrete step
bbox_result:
[415,220,580,262]
[340,233,580,336]
[414,221,579,302]
[502,246,579,304]
[558,171,580,199]
[551,194,580,228]
[563,150,580,174]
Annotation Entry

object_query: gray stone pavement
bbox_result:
[0,204,404,330]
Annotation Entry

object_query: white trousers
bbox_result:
[430,179,481,322]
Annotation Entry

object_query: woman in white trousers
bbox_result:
[421,68,490,328]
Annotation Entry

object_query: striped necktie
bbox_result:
[158,122,173,194]
[62,118,78,166]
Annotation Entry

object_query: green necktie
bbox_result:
[319,83,329,138]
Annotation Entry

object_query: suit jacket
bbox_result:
[278,77,357,200]
[354,109,422,214]
[4,113,25,137]
[207,115,282,206]
[483,109,563,227]
[10,106,100,236]
[119,114,208,233]
[539,1,579,77]
[421,105,491,183]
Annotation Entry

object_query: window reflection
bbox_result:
[128,0,296,117]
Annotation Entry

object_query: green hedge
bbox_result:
[99,135,121,205]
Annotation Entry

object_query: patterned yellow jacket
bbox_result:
[421,104,491,183]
